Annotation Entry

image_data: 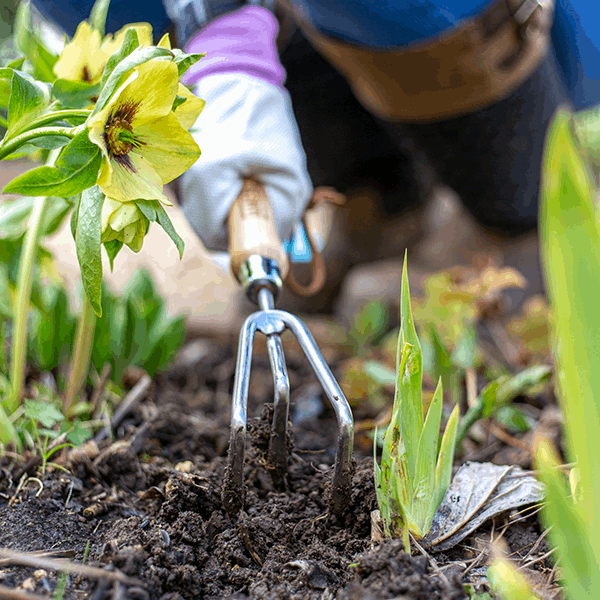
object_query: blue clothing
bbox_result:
[33,0,171,41]
[291,0,600,110]
[34,0,600,110]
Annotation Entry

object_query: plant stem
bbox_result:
[0,126,80,160]
[5,196,49,412]
[5,149,60,414]
[21,109,91,131]
[0,114,8,129]
[64,296,97,414]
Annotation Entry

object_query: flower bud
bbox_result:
[101,197,149,252]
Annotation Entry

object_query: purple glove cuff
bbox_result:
[182,6,286,89]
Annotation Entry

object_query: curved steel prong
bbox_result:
[222,312,258,517]
[270,310,354,515]
[257,288,291,485]
[265,333,291,485]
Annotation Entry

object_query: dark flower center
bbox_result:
[106,118,134,156]
[103,100,144,169]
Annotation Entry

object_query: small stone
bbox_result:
[21,577,36,591]
[33,570,48,580]
[175,460,194,473]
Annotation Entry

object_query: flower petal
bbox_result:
[53,21,105,82]
[110,203,142,232]
[101,23,154,55]
[174,84,205,130]
[134,112,201,184]
[122,60,179,127]
[101,196,121,233]
[98,152,169,203]
[158,33,172,49]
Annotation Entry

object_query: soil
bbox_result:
[0,334,553,600]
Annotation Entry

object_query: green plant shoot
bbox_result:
[537,108,600,596]
[374,253,460,542]
[490,107,600,599]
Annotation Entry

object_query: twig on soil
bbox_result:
[0,548,144,587]
[519,547,557,571]
[0,550,76,567]
[410,535,450,587]
[237,513,263,567]
[0,585,48,600]
[8,474,27,507]
[94,373,152,443]
[90,363,112,416]
[461,547,487,578]
[522,528,552,562]
[466,368,477,408]
[486,422,531,453]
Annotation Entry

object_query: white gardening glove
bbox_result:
[179,72,313,252]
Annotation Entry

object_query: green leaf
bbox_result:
[135,199,158,222]
[94,44,172,116]
[99,27,139,91]
[495,405,531,434]
[536,440,600,596]
[43,196,73,236]
[4,131,101,197]
[143,314,185,376]
[70,194,81,241]
[75,186,104,316]
[14,1,58,82]
[0,195,34,240]
[52,79,101,109]
[7,58,26,70]
[541,109,600,551]
[103,239,123,270]
[172,95,187,111]
[88,0,111,37]
[29,135,71,149]
[479,378,504,419]
[171,49,205,77]
[396,253,423,481]
[414,377,444,532]
[434,402,459,509]
[0,196,73,240]
[495,364,552,405]
[23,399,64,428]
[66,420,93,445]
[0,77,11,110]
[7,70,51,137]
[351,301,388,350]
[155,202,185,258]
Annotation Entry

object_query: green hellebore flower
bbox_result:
[101,196,150,253]
[88,59,201,205]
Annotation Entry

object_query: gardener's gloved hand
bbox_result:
[169,5,312,252]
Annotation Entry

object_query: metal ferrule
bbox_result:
[238,255,283,305]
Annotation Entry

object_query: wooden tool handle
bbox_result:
[228,178,290,281]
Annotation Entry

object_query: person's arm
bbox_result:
[165,4,312,251]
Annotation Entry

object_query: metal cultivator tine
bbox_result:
[221,289,354,518]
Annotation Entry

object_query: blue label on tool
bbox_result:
[284,222,313,263]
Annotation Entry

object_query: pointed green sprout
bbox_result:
[490,107,600,599]
[375,254,460,542]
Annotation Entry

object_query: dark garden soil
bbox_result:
[0,333,556,600]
